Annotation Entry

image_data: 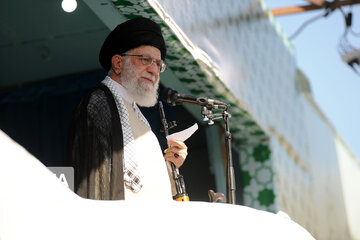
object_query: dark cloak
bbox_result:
[66,85,125,200]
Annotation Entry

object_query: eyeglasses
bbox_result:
[120,54,167,72]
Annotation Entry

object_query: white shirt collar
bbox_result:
[104,76,135,105]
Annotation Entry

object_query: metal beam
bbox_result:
[270,0,360,16]
[307,0,326,7]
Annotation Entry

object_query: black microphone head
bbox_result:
[161,88,179,106]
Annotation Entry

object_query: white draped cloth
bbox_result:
[0,129,315,240]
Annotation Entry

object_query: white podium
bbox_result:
[0,130,314,240]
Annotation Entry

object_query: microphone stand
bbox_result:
[158,101,189,201]
[202,104,236,204]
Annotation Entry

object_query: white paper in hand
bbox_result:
[166,123,198,142]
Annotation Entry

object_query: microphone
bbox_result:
[161,88,228,109]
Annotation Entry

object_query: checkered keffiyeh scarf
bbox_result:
[102,77,150,192]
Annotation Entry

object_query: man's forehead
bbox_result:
[131,45,161,58]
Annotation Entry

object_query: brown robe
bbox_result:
[66,85,125,200]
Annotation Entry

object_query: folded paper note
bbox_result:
[166,123,198,142]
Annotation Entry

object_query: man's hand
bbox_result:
[164,140,188,168]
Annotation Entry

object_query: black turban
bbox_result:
[99,17,167,71]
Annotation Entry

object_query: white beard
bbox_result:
[120,59,159,107]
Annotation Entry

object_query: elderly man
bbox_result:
[66,17,188,200]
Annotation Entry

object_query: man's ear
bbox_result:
[111,55,124,75]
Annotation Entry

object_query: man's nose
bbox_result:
[147,61,160,75]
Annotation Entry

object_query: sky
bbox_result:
[264,0,360,160]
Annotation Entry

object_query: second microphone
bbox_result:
[162,88,229,109]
